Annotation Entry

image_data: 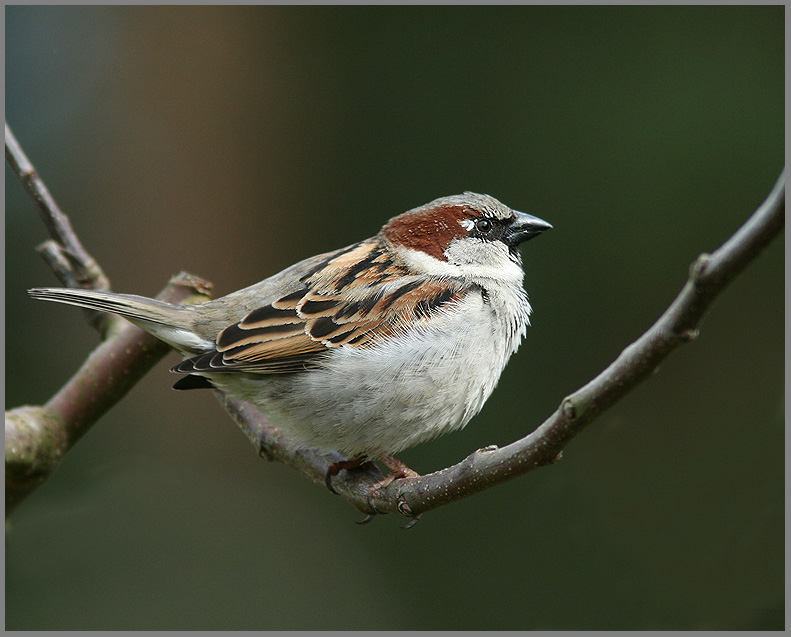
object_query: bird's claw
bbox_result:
[366,492,386,515]
[325,470,340,495]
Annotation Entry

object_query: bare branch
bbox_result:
[5,122,214,514]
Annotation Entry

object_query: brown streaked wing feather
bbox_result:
[224,333,325,362]
[237,304,303,328]
[270,289,305,310]
[217,321,305,349]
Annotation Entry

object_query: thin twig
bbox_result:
[5,122,110,293]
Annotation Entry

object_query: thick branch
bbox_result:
[6,274,212,515]
[224,173,785,522]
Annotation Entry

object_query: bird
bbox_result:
[29,192,552,493]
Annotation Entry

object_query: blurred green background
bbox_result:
[6,6,783,630]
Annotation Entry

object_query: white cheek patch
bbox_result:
[459,218,475,231]
[444,239,525,284]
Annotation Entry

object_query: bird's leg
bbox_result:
[325,454,369,494]
[370,454,421,493]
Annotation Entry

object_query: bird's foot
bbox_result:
[325,455,369,495]
[369,454,421,494]
[327,454,421,526]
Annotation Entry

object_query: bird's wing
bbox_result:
[172,240,467,374]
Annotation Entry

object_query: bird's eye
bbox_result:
[475,218,492,233]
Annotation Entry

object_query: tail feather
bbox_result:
[28,287,190,327]
[29,287,216,356]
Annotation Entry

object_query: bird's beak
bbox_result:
[504,211,553,247]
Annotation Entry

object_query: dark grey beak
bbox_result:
[504,210,553,247]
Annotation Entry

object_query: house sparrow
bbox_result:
[29,192,551,492]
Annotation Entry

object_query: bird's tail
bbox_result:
[28,287,193,328]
